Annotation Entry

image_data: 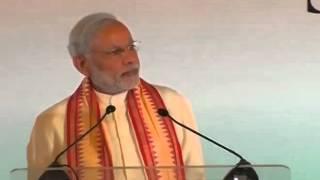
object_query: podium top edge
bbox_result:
[10,164,290,172]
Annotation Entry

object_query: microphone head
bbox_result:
[106,105,116,114]
[157,108,169,117]
[224,166,259,180]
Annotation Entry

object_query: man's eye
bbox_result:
[110,48,124,55]
[128,44,136,51]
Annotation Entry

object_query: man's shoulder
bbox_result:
[36,97,70,123]
[153,84,181,97]
[152,84,190,104]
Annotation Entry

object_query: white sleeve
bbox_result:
[27,106,66,180]
[27,99,67,180]
[27,115,56,180]
[175,96,204,166]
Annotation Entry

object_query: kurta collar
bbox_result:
[94,89,128,108]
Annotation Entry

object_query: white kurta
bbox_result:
[27,84,204,180]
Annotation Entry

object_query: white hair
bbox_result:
[68,12,119,57]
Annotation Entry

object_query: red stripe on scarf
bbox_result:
[127,91,158,179]
[141,80,186,180]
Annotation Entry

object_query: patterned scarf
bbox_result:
[66,78,185,180]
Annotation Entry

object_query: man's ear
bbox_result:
[72,55,90,76]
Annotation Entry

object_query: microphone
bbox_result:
[157,108,259,180]
[39,105,116,180]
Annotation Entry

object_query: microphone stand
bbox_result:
[157,108,259,180]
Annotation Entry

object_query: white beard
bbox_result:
[90,64,140,94]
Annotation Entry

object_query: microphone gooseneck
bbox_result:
[40,105,116,180]
[157,108,259,180]
[53,105,116,164]
[157,108,246,162]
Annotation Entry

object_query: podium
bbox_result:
[10,164,290,180]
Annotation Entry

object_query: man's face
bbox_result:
[85,22,140,94]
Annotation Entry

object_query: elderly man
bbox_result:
[27,13,204,180]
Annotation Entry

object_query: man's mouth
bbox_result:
[121,68,139,77]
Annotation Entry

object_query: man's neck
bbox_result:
[91,83,128,95]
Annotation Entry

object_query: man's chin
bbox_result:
[94,77,140,94]
[120,77,140,90]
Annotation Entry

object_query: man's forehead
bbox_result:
[97,21,130,35]
[91,22,134,48]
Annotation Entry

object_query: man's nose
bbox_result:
[121,50,138,65]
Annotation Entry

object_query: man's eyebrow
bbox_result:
[106,40,135,49]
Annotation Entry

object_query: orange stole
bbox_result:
[127,80,185,180]
[66,78,185,180]
[66,79,113,180]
